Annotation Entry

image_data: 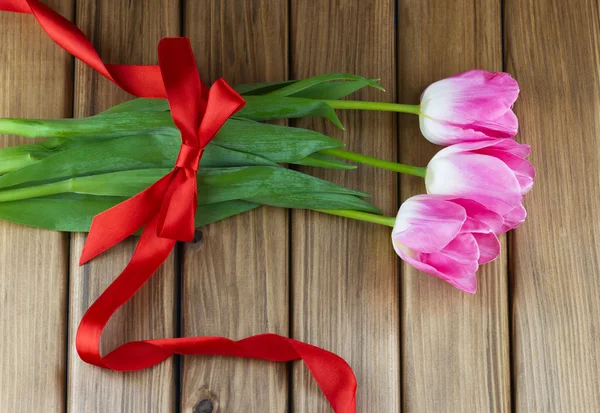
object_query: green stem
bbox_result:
[319,147,427,178]
[0,112,175,139]
[321,100,421,115]
[315,209,396,227]
[0,155,39,174]
[0,180,70,202]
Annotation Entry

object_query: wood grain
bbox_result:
[67,1,180,412]
[505,0,600,411]
[291,1,399,411]
[0,1,72,412]
[181,1,289,412]
[397,0,511,412]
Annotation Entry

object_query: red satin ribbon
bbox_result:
[0,1,357,412]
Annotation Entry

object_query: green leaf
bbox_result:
[0,194,261,232]
[194,166,370,203]
[266,73,383,98]
[9,166,369,202]
[0,132,283,189]
[213,119,343,162]
[0,112,176,140]
[0,194,123,232]
[100,98,170,114]
[248,193,381,214]
[194,200,260,228]
[233,80,297,95]
[237,95,344,129]
[233,74,383,100]
[292,153,356,169]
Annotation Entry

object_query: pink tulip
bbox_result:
[425,139,534,232]
[392,195,503,293]
[419,70,520,145]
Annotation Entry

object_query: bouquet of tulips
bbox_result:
[0,70,532,293]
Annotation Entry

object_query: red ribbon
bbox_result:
[0,1,357,412]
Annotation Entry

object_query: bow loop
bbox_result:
[198,78,246,147]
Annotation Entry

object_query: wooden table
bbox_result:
[0,0,598,412]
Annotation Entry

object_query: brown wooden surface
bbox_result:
[505,0,600,411]
[67,1,180,412]
[181,1,289,411]
[291,1,400,411]
[1,0,600,412]
[397,1,511,412]
[0,1,72,412]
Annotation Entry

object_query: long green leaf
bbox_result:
[266,73,383,97]
[292,153,356,169]
[100,98,170,114]
[0,132,283,189]
[237,96,344,129]
[212,119,342,162]
[0,112,175,139]
[248,193,381,214]
[0,166,369,202]
[0,194,261,232]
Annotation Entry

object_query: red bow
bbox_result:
[0,2,358,412]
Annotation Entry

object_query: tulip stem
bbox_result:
[319,148,427,178]
[320,100,421,115]
[315,209,396,227]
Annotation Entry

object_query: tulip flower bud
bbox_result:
[425,139,534,232]
[419,70,520,145]
[392,195,503,293]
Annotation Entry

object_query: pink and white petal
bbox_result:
[459,109,518,138]
[499,204,527,233]
[450,198,505,233]
[448,70,520,121]
[421,234,480,293]
[419,116,497,145]
[472,232,501,264]
[477,149,535,194]
[482,138,531,158]
[422,70,519,124]
[392,196,466,253]
[426,154,522,215]
[392,239,478,294]
[430,139,505,161]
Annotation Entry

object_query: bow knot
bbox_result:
[176,144,203,171]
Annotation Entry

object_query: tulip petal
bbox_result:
[421,70,519,123]
[393,234,479,293]
[450,197,505,233]
[446,70,520,121]
[392,196,466,253]
[473,232,501,264]
[419,116,508,145]
[499,203,527,233]
[426,153,522,215]
[477,149,535,194]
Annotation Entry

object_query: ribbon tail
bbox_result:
[76,214,177,367]
[0,0,29,12]
[77,214,357,413]
[80,173,173,264]
[0,0,167,98]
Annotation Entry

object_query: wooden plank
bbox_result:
[397,1,510,412]
[0,2,73,412]
[67,1,180,412]
[291,1,399,411]
[181,1,289,412]
[505,0,600,411]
